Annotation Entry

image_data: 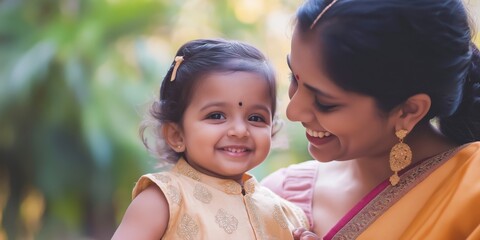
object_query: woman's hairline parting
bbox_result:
[310,0,339,29]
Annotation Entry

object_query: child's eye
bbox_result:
[207,113,225,120]
[248,115,266,122]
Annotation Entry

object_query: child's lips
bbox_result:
[223,147,248,153]
[218,145,252,156]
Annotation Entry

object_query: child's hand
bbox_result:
[293,227,321,240]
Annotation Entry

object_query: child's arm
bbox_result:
[112,185,169,239]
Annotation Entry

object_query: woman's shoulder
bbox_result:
[463,141,480,153]
[262,162,319,200]
[260,160,320,194]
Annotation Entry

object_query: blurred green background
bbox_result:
[1,0,479,239]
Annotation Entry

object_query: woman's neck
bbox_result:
[406,121,458,166]
[349,122,457,188]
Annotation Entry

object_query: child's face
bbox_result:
[179,71,273,182]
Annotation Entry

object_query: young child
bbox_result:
[112,39,309,239]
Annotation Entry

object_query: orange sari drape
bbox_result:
[333,142,480,240]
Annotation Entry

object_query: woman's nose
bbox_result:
[286,90,314,123]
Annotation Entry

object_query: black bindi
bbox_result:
[238,101,243,107]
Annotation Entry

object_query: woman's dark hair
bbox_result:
[296,0,480,144]
[141,38,277,163]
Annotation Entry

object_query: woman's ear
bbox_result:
[162,123,185,152]
[394,93,431,132]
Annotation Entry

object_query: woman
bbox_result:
[261,0,480,239]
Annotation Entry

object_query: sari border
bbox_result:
[331,146,462,240]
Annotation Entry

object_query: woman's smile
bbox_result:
[305,130,334,146]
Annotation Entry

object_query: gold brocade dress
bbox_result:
[132,158,309,240]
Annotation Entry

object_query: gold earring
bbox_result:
[389,129,412,186]
[173,145,183,152]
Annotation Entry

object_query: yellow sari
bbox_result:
[333,142,480,240]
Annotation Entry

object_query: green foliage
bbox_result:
[0,0,170,238]
[0,0,309,239]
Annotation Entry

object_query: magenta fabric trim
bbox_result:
[323,179,389,240]
[323,152,446,239]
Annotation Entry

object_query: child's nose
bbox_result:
[227,120,250,138]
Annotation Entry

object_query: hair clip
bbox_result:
[170,56,184,81]
[310,0,339,29]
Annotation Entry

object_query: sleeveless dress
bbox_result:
[133,158,309,240]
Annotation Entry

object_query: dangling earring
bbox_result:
[389,129,412,186]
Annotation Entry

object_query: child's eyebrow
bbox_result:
[250,104,272,115]
[199,102,227,111]
[200,101,271,114]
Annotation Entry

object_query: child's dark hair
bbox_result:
[296,0,480,144]
[140,39,277,163]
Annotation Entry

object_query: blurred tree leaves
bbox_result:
[0,0,307,239]
[0,0,171,238]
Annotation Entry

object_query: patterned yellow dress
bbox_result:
[133,158,309,240]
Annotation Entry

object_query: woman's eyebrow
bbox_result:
[304,83,337,100]
[287,54,337,100]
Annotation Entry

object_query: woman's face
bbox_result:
[287,27,397,162]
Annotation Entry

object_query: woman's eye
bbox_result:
[248,115,266,122]
[207,113,225,120]
[315,101,337,112]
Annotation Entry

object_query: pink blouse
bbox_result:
[260,160,320,229]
